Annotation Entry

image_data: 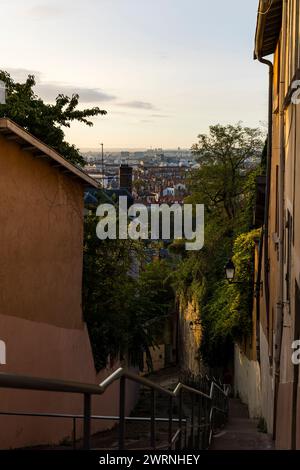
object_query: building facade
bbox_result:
[0,119,138,448]
[236,0,300,449]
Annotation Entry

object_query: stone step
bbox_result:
[226,418,259,432]
[228,398,249,419]
[210,398,274,450]
[211,430,274,450]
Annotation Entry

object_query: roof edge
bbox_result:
[254,0,282,59]
[0,118,99,189]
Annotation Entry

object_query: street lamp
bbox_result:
[224,259,236,283]
[224,258,262,295]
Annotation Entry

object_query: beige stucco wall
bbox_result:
[272,2,300,448]
[0,135,139,448]
[0,134,83,329]
[257,1,300,447]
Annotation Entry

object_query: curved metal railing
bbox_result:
[0,367,229,450]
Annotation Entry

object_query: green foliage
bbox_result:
[175,123,264,367]
[200,229,260,366]
[83,212,135,370]
[190,123,263,221]
[83,209,174,371]
[0,71,106,166]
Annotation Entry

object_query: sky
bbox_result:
[0,0,267,150]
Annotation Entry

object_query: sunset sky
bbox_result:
[0,0,267,149]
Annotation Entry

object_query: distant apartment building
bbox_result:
[235,0,300,449]
[0,119,138,448]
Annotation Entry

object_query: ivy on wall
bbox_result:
[200,229,260,366]
[173,124,265,368]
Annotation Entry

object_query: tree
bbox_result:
[0,71,106,166]
[190,123,263,224]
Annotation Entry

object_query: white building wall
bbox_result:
[234,326,274,434]
[234,344,262,418]
[259,325,274,434]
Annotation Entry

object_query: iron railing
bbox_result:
[0,367,229,450]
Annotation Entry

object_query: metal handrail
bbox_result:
[100,368,213,400]
[0,372,104,395]
[0,411,187,423]
[0,367,227,400]
[0,367,229,450]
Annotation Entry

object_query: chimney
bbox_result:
[119,164,133,194]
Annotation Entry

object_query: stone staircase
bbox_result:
[91,367,205,450]
[91,368,181,450]
[25,367,225,450]
[210,398,274,450]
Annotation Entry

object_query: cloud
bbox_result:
[25,5,64,18]
[3,69,164,108]
[4,67,41,82]
[35,83,116,103]
[118,100,156,110]
[150,113,170,118]
[2,68,116,103]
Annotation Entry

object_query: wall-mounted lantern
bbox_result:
[224,259,236,283]
[224,258,262,294]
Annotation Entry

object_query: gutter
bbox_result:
[254,0,269,59]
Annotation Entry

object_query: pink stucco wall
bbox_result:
[0,131,139,448]
[0,314,139,449]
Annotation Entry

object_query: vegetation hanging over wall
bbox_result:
[174,123,265,367]
[200,228,261,366]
